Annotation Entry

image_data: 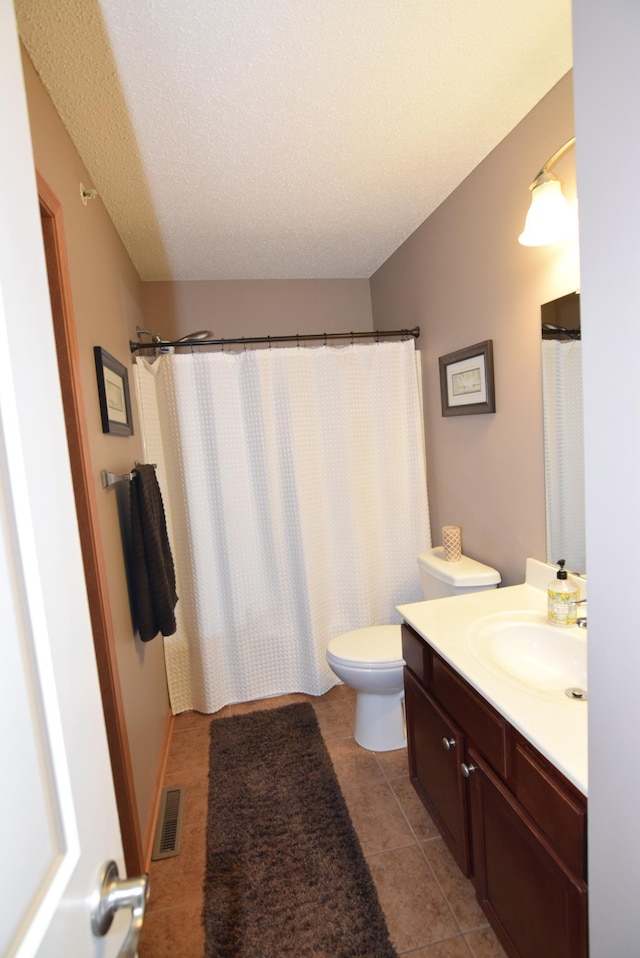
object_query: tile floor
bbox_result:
[138,684,508,957]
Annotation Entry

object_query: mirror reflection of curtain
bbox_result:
[134,340,431,714]
[541,339,585,572]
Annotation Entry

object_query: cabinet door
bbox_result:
[468,747,588,958]
[404,668,470,875]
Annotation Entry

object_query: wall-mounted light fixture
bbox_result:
[518,137,576,246]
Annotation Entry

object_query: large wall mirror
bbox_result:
[541,291,585,573]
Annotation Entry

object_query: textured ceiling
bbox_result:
[15,0,572,281]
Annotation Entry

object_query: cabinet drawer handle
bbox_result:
[442,737,456,751]
[460,762,477,777]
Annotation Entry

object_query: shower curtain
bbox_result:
[134,339,431,714]
[541,339,585,572]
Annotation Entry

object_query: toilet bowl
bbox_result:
[326,625,405,751]
[326,547,501,752]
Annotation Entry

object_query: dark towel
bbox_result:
[129,464,178,642]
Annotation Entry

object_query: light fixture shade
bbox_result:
[518,175,577,247]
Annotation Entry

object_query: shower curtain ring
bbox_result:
[323,332,327,347]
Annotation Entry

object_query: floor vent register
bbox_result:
[152,785,185,860]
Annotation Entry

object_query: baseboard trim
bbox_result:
[143,707,175,871]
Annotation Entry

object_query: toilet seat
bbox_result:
[327,625,403,669]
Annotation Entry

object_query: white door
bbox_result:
[0,4,145,955]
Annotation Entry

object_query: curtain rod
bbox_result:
[129,326,420,353]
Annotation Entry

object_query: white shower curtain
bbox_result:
[134,340,431,714]
[541,339,585,572]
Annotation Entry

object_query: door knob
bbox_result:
[460,762,477,777]
[92,860,150,958]
[442,736,456,751]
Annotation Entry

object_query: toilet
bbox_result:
[326,546,501,751]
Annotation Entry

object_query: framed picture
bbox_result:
[439,340,495,417]
[94,346,134,436]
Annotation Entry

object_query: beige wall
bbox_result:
[142,278,373,342]
[21,49,170,845]
[371,72,579,585]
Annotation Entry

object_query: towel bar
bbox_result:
[101,463,157,488]
[101,469,133,488]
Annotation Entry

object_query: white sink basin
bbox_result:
[468,611,587,695]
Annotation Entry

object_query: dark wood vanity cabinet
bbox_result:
[404,668,470,873]
[402,622,588,958]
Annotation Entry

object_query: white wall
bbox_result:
[573,0,640,952]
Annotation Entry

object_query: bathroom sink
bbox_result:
[467,611,587,695]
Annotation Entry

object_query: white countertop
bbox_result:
[397,558,588,796]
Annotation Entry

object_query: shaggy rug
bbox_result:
[203,701,397,957]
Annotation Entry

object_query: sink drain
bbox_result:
[565,687,588,701]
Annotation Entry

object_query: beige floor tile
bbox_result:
[376,745,409,780]
[343,687,357,707]
[317,682,349,702]
[146,821,206,912]
[138,900,205,958]
[166,721,211,777]
[392,776,441,840]
[367,844,460,953]
[342,781,415,854]
[172,709,213,732]
[164,756,210,791]
[324,735,386,790]
[216,692,305,717]
[309,694,355,740]
[180,778,209,829]
[464,925,510,958]
[423,837,487,932]
[405,937,473,957]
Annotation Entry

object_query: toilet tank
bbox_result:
[418,547,501,600]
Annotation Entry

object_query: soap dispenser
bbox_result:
[547,559,577,627]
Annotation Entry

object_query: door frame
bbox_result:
[38,171,143,876]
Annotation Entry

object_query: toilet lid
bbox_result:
[327,625,404,669]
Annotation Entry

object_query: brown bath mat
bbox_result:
[204,701,397,957]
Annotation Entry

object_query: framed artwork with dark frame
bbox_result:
[94,346,134,436]
[439,340,495,417]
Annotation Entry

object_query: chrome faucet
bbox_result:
[575,598,587,629]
